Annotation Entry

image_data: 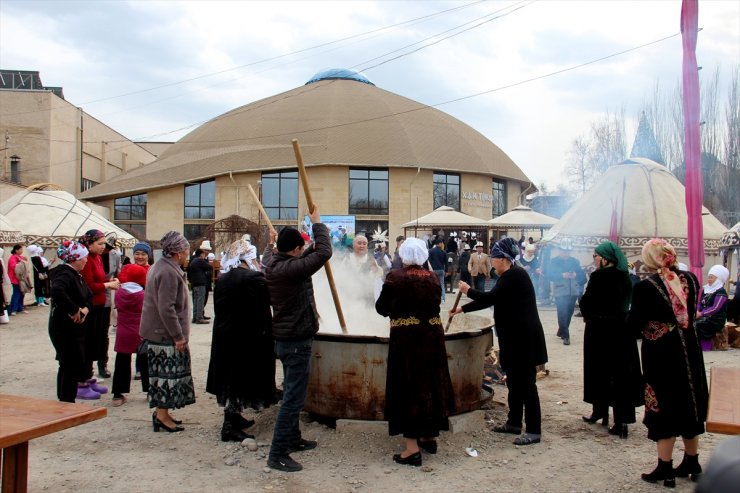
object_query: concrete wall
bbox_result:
[0,90,156,195]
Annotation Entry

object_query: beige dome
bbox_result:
[80,78,529,199]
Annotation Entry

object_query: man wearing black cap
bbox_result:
[265,206,332,472]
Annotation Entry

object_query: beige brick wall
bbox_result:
[147,186,184,240]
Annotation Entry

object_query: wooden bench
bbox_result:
[706,367,740,435]
[0,394,106,493]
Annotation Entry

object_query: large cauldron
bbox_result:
[305,325,494,420]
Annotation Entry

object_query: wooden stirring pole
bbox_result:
[445,290,463,333]
[246,184,275,233]
[292,139,348,334]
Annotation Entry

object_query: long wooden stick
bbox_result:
[292,139,348,334]
[246,184,275,233]
[445,290,463,333]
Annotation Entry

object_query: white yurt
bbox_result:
[0,187,137,249]
[544,158,727,272]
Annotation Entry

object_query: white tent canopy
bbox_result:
[0,213,23,245]
[401,206,491,228]
[489,205,558,229]
[543,158,727,263]
[0,189,137,247]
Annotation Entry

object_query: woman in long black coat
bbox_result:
[451,237,548,446]
[629,239,708,487]
[579,241,642,438]
[206,241,277,442]
[376,237,455,467]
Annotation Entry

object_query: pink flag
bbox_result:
[681,0,704,283]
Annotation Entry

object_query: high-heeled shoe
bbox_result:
[582,413,609,426]
[417,439,438,454]
[641,459,675,488]
[153,410,182,425]
[393,451,422,467]
[608,423,628,439]
[152,416,184,433]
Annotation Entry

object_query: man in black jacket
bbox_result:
[428,236,447,303]
[265,206,331,472]
[187,249,212,324]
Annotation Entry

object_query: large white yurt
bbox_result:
[0,188,137,248]
[544,158,727,272]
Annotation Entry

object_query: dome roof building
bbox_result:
[80,70,533,245]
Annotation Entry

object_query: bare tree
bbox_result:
[588,107,627,174]
[565,136,592,196]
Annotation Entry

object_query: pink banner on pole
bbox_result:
[681,0,704,284]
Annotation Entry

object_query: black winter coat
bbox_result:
[462,265,547,370]
[48,264,92,335]
[187,257,212,286]
[265,223,332,341]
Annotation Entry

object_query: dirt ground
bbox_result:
[1,297,737,493]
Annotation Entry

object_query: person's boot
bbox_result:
[76,384,101,400]
[226,412,255,430]
[86,378,108,394]
[98,365,111,378]
[674,453,701,482]
[221,420,253,442]
[641,459,675,488]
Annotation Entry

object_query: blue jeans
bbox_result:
[10,284,24,313]
[555,295,578,339]
[270,338,313,458]
[191,285,206,322]
[434,269,445,302]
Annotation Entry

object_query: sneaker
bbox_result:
[563,338,571,346]
[87,379,108,394]
[134,371,141,381]
[194,319,210,324]
[267,455,303,472]
[288,438,317,453]
[40,302,50,307]
[98,366,112,378]
[76,385,101,400]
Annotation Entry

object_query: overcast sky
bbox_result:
[1,0,738,188]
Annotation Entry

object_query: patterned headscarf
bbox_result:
[398,237,428,266]
[220,239,259,272]
[57,240,89,264]
[594,241,629,272]
[642,238,688,328]
[160,231,189,258]
[79,229,104,246]
[491,237,519,262]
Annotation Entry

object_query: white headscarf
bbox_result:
[704,264,729,295]
[220,239,259,272]
[398,237,429,266]
[27,245,43,257]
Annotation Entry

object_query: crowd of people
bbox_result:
[1,218,737,485]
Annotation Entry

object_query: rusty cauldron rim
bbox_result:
[315,325,493,344]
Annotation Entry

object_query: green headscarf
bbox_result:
[594,241,629,272]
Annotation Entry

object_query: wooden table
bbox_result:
[706,367,740,434]
[0,394,106,493]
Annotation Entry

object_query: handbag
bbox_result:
[0,310,9,324]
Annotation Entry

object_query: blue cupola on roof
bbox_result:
[306,68,374,86]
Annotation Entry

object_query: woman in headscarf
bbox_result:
[139,231,195,433]
[695,264,730,350]
[579,241,642,438]
[375,237,455,467]
[7,244,30,315]
[450,237,548,446]
[28,245,50,306]
[79,229,120,381]
[206,237,277,442]
[48,241,93,402]
[110,242,152,407]
[628,239,707,487]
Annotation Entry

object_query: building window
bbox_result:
[492,179,507,217]
[10,155,21,184]
[184,181,215,219]
[114,193,147,239]
[184,180,215,240]
[433,172,460,210]
[349,168,388,215]
[262,171,298,220]
[82,178,100,191]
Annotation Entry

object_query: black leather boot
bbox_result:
[641,459,675,488]
[674,453,701,482]
[221,421,254,442]
[226,412,255,430]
